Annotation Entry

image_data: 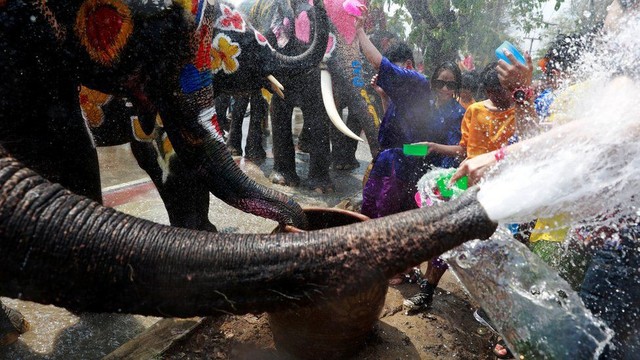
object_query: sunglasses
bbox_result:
[432,79,459,90]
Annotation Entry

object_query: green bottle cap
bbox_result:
[403,144,429,156]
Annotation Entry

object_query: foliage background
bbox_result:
[366,0,610,75]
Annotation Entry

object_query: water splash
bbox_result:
[418,13,640,358]
[478,78,640,224]
[442,232,613,359]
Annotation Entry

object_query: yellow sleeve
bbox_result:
[459,106,473,149]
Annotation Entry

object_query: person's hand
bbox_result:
[352,4,368,31]
[496,51,533,91]
[370,74,386,98]
[450,151,497,186]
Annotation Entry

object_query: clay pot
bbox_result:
[269,208,389,359]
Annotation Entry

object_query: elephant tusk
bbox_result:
[320,70,364,142]
[267,75,284,91]
[268,75,285,99]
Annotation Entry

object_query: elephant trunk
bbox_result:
[0,148,497,317]
[270,0,329,73]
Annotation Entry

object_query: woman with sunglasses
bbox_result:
[353,7,466,287]
[403,62,518,312]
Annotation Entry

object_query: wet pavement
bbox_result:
[1,111,373,359]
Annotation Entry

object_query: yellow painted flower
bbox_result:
[79,86,111,128]
[210,33,241,74]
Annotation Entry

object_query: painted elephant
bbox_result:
[2,0,333,230]
[80,86,218,232]
[239,0,383,192]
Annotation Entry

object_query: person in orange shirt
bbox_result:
[403,62,516,312]
[460,62,516,158]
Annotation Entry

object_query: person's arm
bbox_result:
[353,6,382,70]
[371,74,389,112]
[412,142,465,159]
[451,115,589,186]
[496,51,541,139]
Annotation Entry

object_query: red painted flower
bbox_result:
[255,31,273,50]
[216,5,245,32]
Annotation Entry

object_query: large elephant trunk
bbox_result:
[0,148,497,317]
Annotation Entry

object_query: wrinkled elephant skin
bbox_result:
[0,147,497,316]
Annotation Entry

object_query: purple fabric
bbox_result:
[361,58,465,220]
[430,257,449,271]
[361,156,418,219]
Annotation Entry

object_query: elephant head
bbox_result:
[0,145,497,316]
[1,0,332,229]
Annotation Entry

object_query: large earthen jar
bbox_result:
[269,208,389,359]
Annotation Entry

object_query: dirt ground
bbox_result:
[163,269,495,360]
[159,120,496,360]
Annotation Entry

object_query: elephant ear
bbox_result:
[296,0,359,45]
[294,9,311,44]
[271,14,291,48]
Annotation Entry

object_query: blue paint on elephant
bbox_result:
[352,60,365,88]
[180,64,213,94]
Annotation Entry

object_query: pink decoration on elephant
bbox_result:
[324,0,361,45]
[295,0,363,46]
[295,10,311,43]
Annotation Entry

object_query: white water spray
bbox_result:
[419,13,640,359]
[478,76,640,224]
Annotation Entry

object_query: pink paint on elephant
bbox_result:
[295,11,311,43]
[324,0,361,44]
[295,0,364,45]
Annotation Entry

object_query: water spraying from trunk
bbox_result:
[417,16,640,359]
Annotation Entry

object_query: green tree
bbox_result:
[368,0,569,73]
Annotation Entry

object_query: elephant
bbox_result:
[80,86,219,232]
[238,0,384,192]
[0,0,499,346]
[0,144,497,316]
[2,0,332,230]
[0,0,327,341]
[226,90,271,163]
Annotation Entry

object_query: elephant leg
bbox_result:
[130,138,216,232]
[270,97,300,186]
[301,100,334,193]
[214,94,231,133]
[297,122,312,154]
[227,95,250,156]
[0,300,30,346]
[331,109,361,171]
[244,92,267,164]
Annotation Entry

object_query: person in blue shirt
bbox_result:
[354,7,465,292]
[355,8,464,220]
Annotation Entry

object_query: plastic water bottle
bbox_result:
[495,41,526,65]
